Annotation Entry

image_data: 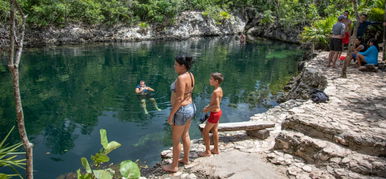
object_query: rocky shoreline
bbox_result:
[0,11,245,48]
[143,52,386,179]
[0,10,303,49]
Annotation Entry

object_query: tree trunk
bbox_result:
[383,1,386,61]
[8,0,33,178]
[341,0,360,78]
[8,66,34,179]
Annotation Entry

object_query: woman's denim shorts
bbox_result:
[174,103,196,126]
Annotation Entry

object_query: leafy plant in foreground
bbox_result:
[0,126,26,179]
[77,129,140,179]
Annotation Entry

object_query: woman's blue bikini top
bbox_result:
[170,72,194,93]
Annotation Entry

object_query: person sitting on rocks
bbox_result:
[349,38,366,61]
[135,80,161,114]
[354,38,379,67]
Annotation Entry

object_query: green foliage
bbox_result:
[261,10,275,24]
[202,6,232,24]
[300,16,336,48]
[0,0,9,23]
[138,22,149,29]
[77,129,139,179]
[99,129,121,155]
[0,0,384,29]
[132,0,184,25]
[0,127,26,179]
[93,169,114,179]
[120,160,140,179]
[368,8,384,22]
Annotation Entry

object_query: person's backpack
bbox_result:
[310,89,329,103]
[199,113,209,123]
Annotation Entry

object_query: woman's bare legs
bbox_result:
[180,120,191,164]
[162,124,186,172]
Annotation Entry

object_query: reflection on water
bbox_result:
[0,36,302,178]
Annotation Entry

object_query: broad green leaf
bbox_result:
[81,157,92,174]
[91,153,110,164]
[119,160,140,179]
[103,141,121,154]
[94,169,114,179]
[100,129,108,149]
[0,173,9,179]
[76,169,93,179]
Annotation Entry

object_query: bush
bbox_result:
[202,6,232,25]
[0,0,9,23]
[132,0,183,25]
[300,16,336,49]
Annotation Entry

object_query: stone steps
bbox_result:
[274,130,386,178]
[282,114,386,157]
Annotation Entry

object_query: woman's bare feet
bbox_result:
[199,151,211,157]
[162,164,178,173]
[210,149,219,154]
[178,159,190,165]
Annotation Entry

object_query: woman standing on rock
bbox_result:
[162,56,196,173]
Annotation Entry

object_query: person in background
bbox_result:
[357,14,381,39]
[135,80,161,114]
[342,11,352,48]
[240,32,246,44]
[355,38,379,66]
[327,15,346,68]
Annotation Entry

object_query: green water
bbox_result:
[0,37,302,178]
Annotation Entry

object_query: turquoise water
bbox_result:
[0,37,302,178]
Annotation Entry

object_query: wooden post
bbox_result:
[8,0,33,178]
[341,0,360,78]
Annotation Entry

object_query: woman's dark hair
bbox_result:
[175,56,193,70]
[368,38,379,51]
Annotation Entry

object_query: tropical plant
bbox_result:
[77,129,140,179]
[261,10,275,24]
[202,6,231,25]
[300,16,336,49]
[0,127,26,179]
